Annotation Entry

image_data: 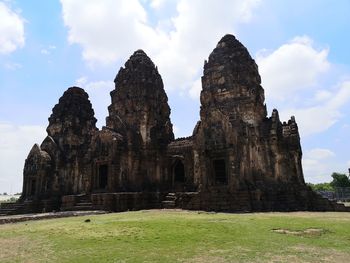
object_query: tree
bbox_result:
[330,172,350,188]
[307,182,334,192]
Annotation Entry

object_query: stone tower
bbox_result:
[21,144,52,200]
[47,87,97,152]
[106,50,174,191]
[12,34,347,215]
[200,34,267,126]
[192,35,305,210]
[107,50,174,148]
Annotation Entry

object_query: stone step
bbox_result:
[0,209,17,213]
[0,206,18,210]
[76,202,93,206]
[162,200,175,204]
[73,206,93,210]
[165,196,176,201]
[0,207,23,212]
[162,204,176,209]
[61,205,93,211]
[0,203,24,208]
[78,198,91,202]
[0,209,18,215]
[162,200,176,208]
[162,192,177,207]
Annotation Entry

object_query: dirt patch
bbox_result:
[268,254,305,263]
[293,245,350,263]
[0,236,55,263]
[272,228,327,237]
[263,245,350,263]
[185,255,228,263]
[0,237,27,260]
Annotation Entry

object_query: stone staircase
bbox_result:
[61,194,93,211]
[0,202,25,216]
[162,192,177,209]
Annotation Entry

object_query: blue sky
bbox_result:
[0,0,349,193]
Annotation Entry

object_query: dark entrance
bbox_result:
[98,164,108,189]
[174,161,185,183]
[214,159,227,184]
[30,179,36,195]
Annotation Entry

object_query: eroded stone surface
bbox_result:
[107,49,174,148]
[8,34,347,215]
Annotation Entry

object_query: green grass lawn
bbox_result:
[1,210,350,263]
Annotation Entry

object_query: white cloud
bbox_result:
[281,107,337,137]
[305,148,335,160]
[280,80,350,136]
[75,76,87,86]
[314,89,332,102]
[75,77,114,128]
[0,2,25,54]
[40,45,56,55]
[153,0,260,93]
[0,123,46,194]
[256,36,329,101]
[60,0,260,94]
[172,124,179,137]
[41,49,49,55]
[303,148,336,183]
[149,0,166,9]
[256,36,350,137]
[61,0,159,65]
[326,80,350,109]
[188,78,202,99]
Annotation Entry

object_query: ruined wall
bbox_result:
[22,87,98,201]
[46,87,97,195]
[167,137,196,192]
[88,128,125,192]
[22,144,52,200]
[17,34,347,214]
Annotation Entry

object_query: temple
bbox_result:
[2,34,347,214]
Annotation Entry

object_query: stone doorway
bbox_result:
[98,164,108,189]
[214,159,227,184]
[173,160,185,191]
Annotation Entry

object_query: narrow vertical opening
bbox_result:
[174,161,185,183]
[214,159,227,184]
[30,179,36,195]
[98,164,108,189]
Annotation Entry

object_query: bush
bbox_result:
[330,173,350,188]
[307,182,334,192]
